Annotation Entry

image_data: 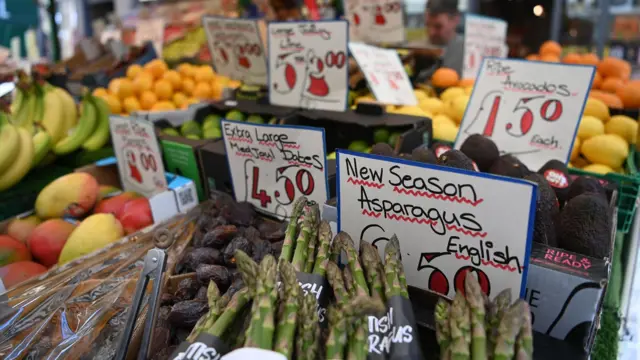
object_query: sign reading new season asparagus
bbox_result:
[336,150,537,300]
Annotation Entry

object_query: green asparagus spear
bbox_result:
[296,292,320,359]
[383,245,403,299]
[291,204,319,271]
[515,302,533,360]
[388,235,409,298]
[234,250,260,292]
[336,232,369,297]
[487,289,512,356]
[246,255,278,349]
[206,288,252,337]
[312,221,333,276]
[464,273,487,360]
[274,260,300,357]
[435,299,452,360]
[343,265,356,299]
[360,241,385,302]
[304,220,319,273]
[493,300,526,360]
[187,281,221,341]
[280,196,308,262]
[347,318,368,360]
[450,292,471,360]
[329,233,342,263]
[326,261,349,305]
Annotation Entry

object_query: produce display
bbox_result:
[0,172,154,286]
[92,60,241,114]
[160,109,277,140]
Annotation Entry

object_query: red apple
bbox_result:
[94,192,139,218]
[119,198,153,234]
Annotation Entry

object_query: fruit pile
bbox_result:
[435,274,533,360]
[0,173,154,287]
[160,109,276,140]
[0,76,111,192]
[92,59,241,114]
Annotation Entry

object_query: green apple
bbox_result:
[203,127,222,139]
[268,117,278,125]
[162,128,180,136]
[225,110,246,122]
[180,120,202,138]
[348,140,369,152]
[202,114,222,130]
[185,134,201,140]
[246,114,265,124]
[373,128,390,144]
[327,151,336,160]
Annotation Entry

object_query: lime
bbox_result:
[348,140,369,152]
[247,114,265,124]
[203,114,222,130]
[225,110,246,121]
[373,128,390,144]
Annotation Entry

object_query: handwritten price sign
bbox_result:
[110,116,168,198]
[268,20,349,111]
[350,42,417,106]
[463,15,508,79]
[337,150,536,300]
[135,19,165,56]
[345,0,405,44]
[455,58,595,170]
[203,16,267,86]
[221,120,329,219]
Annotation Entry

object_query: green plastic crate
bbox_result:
[569,146,639,234]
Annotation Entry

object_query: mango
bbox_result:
[7,215,41,244]
[0,261,47,289]
[58,214,124,265]
[27,219,76,267]
[0,235,31,265]
[35,173,99,219]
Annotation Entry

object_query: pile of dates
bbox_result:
[152,192,286,359]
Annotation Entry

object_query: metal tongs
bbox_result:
[115,227,176,360]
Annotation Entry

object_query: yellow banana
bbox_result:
[32,83,45,124]
[10,87,25,115]
[54,87,78,135]
[82,95,111,151]
[0,127,34,192]
[39,89,66,143]
[54,95,98,155]
[32,129,52,167]
[12,88,35,134]
[0,119,20,173]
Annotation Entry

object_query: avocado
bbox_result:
[348,140,369,152]
[202,114,222,130]
[437,149,475,171]
[373,128,391,144]
[246,114,265,124]
[567,176,607,202]
[525,173,559,246]
[225,110,245,122]
[370,143,395,157]
[430,141,453,158]
[411,145,437,164]
[557,193,612,258]
[489,154,531,179]
[162,128,180,136]
[538,159,572,206]
[180,120,202,138]
[388,132,402,148]
[460,134,500,172]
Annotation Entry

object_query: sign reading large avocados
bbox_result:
[336,150,537,300]
[455,58,595,170]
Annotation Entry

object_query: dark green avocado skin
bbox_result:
[566,176,607,203]
[489,154,531,179]
[437,149,475,171]
[525,173,560,247]
[411,145,437,164]
[460,134,500,172]
[557,193,611,259]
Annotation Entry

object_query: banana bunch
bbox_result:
[0,74,111,192]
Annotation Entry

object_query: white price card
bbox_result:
[463,15,508,79]
[455,58,595,170]
[203,16,268,85]
[349,42,417,106]
[337,150,537,300]
[344,0,405,44]
[268,20,349,111]
[135,19,165,56]
[110,116,168,198]
[221,120,329,220]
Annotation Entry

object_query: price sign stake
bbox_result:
[221,120,329,219]
[135,19,165,56]
[345,0,405,44]
[268,20,349,111]
[350,42,417,106]
[463,14,508,79]
[110,116,168,197]
[455,58,595,170]
[203,16,268,86]
[337,150,537,300]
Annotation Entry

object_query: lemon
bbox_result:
[172,92,188,108]
[577,116,604,140]
[581,134,629,168]
[570,137,581,161]
[355,95,378,104]
[414,89,429,102]
[389,106,431,117]
[163,70,182,92]
[139,91,158,111]
[433,114,457,128]
[154,79,174,101]
[583,98,610,122]
[419,97,444,115]
[434,122,459,142]
[151,101,176,111]
[582,164,614,175]
[440,87,465,102]
[605,115,638,144]
[103,94,122,114]
[126,64,143,80]
[92,88,108,98]
[123,96,142,113]
[445,95,470,123]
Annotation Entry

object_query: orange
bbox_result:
[139,91,158,110]
[177,63,195,79]
[589,90,624,109]
[616,82,640,108]
[123,96,142,113]
[182,78,196,96]
[116,78,134,99]
[103,94,122,114]
[525,54,539,61]
[154,79,174,101]
[431,68,459,88]
[196,66,215,82]
[132,72,154,96]
[108,78,122,96]
[539,41,562,57]
[92,88,108,98]
[601,77,625,93]
[144,59,169,80]
[126,64,143,80]
[540,54,560,62]
[163,70,182,92]
[211,81,225,100]
[193,82,212,99]
[598,57,631,79]
[562,53,582,64]
[458,78,475,88]
[592,72,603,89]
[172,92,188,108]
[151,101,176,111]
[581,53,600,66]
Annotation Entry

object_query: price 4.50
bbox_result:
[250,165,316,208]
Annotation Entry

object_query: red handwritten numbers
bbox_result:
[251,165,317,208]
[325,51,346,69]
[251,167,272,207]
[140,153,157,172]
[238,43,262,56]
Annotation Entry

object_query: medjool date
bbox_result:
[271,240,284,257]
[252,240,273,263]
[154,345,177,360]
[199,225,238,249]
[168,300,208,328]
[242,226,261,243]
[221,202,256,226]
[196,264,231,290]
[174,277,199,300]
[152,307,172,350]
[160,293,176,306]
[223,237,253,267]
[181,247,221,271]
[258,221,286,241]
[195,286,208,301]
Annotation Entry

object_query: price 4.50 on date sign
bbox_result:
[455,58,595,170]
[221,120,329,220]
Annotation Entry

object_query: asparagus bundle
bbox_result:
[435,273,533,360]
